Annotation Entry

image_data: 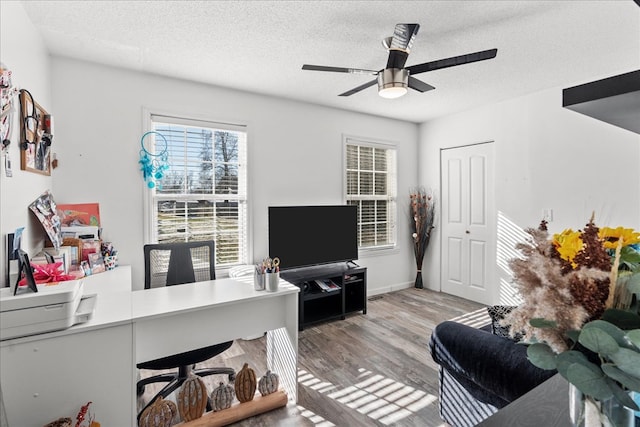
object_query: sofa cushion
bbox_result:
[429,320,556,408]
[486,305,523,342]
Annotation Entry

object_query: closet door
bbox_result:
[440,142,495,304]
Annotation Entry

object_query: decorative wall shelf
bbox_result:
[562,69,640,135]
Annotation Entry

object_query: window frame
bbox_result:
[343,134,398,254]
[142,109,251,273]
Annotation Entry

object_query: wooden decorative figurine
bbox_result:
[235,363,257,403]
[258,370,279,396]
[211,381,235,411]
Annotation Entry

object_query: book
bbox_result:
[43,246,72,273]
[314,279,340,292]
[60,225,100,239]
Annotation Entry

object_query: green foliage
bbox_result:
[606,378,639,410]
[627,329,640,348]
[556,350,590,378]
[620,246,640,271]
[566,329,580,344]
[628,273,640,294]
[601,364,640,391]
[609,348,640,378]
[566,363,613,401]
[527,343,557,369]
[528,315,640,411]
[579,328,620,356]
[601,309,640,330]
[529,318,557,329]
[583,320,627,346]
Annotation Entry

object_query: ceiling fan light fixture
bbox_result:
[377,68,408,99]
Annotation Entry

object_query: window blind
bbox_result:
[149,114,248,267]
[345,139,397,249]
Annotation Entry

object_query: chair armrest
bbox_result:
[429,321,556,404]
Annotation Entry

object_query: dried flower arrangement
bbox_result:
[409,187,435,289]
[503,215,640,414]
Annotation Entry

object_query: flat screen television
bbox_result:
[268,205,358,270]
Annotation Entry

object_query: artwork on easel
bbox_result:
[28,191,62,250]
[19,89,52,175]
[56,203,101,227]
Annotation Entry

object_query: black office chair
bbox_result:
[136,241,235,416]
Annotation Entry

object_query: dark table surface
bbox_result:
[478,374,572,427]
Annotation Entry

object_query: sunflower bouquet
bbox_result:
[503,215,640,415]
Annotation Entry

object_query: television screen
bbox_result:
[268,205,358,270]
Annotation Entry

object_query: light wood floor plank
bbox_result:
[139,287,484,426]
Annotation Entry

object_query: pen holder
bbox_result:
[254,270,265,291]
[266,271,279,292]
[104,255,117,271]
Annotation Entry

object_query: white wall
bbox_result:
[0,1,52,286]
[418,81,640,303]
[49,57,419,291]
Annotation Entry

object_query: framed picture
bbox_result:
[88,252,105,274]
[15,250,37,295]
[81,239,101,263]
[57,203,101,227]
[61,238,83,266]
[19,90,51,175]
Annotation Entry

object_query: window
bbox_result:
[148,114,248,268]
[344,137,397,249]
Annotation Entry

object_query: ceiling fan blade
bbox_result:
[338,79,377,97]
[386,24,420,69]
[408,77,435,93]
[406,48,498,75]
[302,64,378,75]
[390,24,420,53]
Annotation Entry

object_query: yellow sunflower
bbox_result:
[599,226,640,249]
[553,229,583,268]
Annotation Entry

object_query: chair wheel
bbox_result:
[137,384,145,396]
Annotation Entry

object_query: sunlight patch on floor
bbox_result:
[297,405,336,427]
[298,367,436,425]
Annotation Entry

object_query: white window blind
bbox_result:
[149,114,248,267]
[345,138,397,249]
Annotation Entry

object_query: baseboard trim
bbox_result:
[368,281,413,297]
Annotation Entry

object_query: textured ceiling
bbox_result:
[20,0,640,123]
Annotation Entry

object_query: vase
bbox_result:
[569,384,636,427]
[414,271,423,289]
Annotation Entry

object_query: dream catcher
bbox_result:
[139,131,169,189]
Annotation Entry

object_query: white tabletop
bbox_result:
[132,277,298,321]
[1,275,298,346]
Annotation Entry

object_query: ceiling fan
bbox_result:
[302,24,498,99]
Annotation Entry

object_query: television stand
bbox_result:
[280,262,367,331]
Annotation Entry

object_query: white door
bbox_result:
[440,142,495,305]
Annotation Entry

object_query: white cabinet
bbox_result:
[1,323,134,426]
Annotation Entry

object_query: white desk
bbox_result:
[0,272,298,426]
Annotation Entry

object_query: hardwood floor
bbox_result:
[138,287,484,426]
